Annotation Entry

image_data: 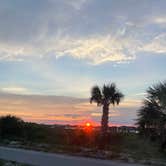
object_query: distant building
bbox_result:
[64,125,138,134]
[108,126,138,133]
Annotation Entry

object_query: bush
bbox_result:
[0,115,24,139]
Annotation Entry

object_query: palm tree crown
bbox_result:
[90,83,124,106]
[147,82,166,113]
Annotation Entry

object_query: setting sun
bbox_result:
[86,122,91,127]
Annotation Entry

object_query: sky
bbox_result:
[0,0,166,126]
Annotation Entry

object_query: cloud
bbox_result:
[0,34,137,64]
[54,35,137,64]
[66,0,89,10]
[1,86,29,94]
[142,34,166,54]
[0,0,165,65]
[91,111,120,117]
[153,16,166,25]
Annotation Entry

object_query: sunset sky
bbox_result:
[0,0,166,125]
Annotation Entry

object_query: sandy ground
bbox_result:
[0,146,145,166]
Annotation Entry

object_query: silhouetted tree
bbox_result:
[147,82,166,114]
[137,100,163,137]
[0,115,24,139]
[137,81,166,150]
[90,83,124,136]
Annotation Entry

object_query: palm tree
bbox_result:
[137,99,162,135]
[147,82,166,114]
[137,81,166,150]
[90,83,124,135]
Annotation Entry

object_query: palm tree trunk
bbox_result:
[101,103,109,135]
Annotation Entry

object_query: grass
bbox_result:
[109,134,166,166]
[121,134,166,160]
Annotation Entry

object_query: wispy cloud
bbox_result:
[54,35,137,64]
[1,86,29,94]
[1,32,165,65]
[152,16,166,25]
[67,0,89,10]
[142,34,166,54]
[0,34,137,64]
[0,0,165,64]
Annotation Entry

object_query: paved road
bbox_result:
[0,146,144,166]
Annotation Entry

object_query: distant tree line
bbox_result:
[0,115,65,145]
[0,115,123,151]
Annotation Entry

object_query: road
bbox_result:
[0,146,144,166]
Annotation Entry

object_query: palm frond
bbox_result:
[102,83,124,105]
[147,81,166,112]
[90,85,102,106]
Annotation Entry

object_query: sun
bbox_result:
[86,122,91,127]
